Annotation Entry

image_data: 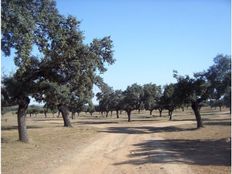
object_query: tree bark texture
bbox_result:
[191,101,203,128]
[58,104,72,127]
[17,96,30,143]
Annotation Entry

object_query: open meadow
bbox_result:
[2,107,231,174]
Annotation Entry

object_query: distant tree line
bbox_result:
[93,55,230,128]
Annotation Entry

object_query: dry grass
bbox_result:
[1,107,231,174]
[2,113,99,174]
[158,110,231,174]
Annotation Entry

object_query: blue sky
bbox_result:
[1,0,231,103]
[54,0,231,90]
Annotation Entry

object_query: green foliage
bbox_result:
[86,102,95,114]
[2,0,59,69]
[96,86,114,113]
[142,83,161,111]
[2,0,115,113]
[122,83,143,112]
[173,72,209,105]
[2,0,115,138]
[111,90,124,111]
[159,83,177,108]
[26,105,44,115]
[195,54,231,100]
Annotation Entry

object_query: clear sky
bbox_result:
[55,0,231,89]
[1,0,231,103]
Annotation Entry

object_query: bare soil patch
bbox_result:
[1,108,231,174]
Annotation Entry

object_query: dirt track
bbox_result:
[49,121,195,174]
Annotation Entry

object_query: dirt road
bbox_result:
[49,120,195,174]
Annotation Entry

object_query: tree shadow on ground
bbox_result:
[204,121,231,126]
[1,125,43,131]
[35,118,62,121]
[100,126,197,134]
[114,138,231,166]
[201,112,230,116]
[173,118,211,122]
[76,121,119,125]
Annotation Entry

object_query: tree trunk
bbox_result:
[219,106,222,112]
[106,111,109,117]
[149,110,153,116]
[181,106,184,112]
[159,108,163,117]
[110,111,113,116]
[191,101,203,128]
[120,110,122,115]
[17,96,30,143]
[44,111,47,118]
[127,110,131,122]
[58,104,72,127]
[116,110,119,118]
[168,110,173,120]
[71,112,75,119]
[77,112,80,116]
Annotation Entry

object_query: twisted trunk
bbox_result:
[58,104,72,127]
[191,101,203,128]
[17,96,30,143]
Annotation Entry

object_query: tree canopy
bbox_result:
[2,0,115,142]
